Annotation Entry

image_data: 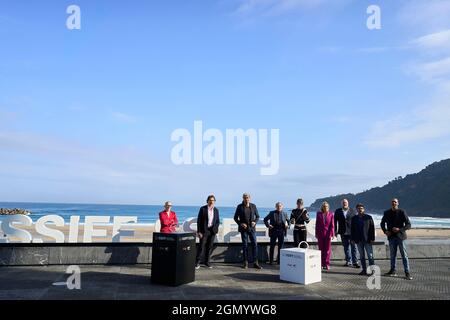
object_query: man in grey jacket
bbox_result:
[264,202,290,265]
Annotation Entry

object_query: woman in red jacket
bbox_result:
[159,201,179,233]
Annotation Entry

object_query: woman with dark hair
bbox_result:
[290,198,310,248]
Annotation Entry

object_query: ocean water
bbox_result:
[1,202,450,228]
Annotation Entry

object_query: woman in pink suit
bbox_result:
[315,201,335,270]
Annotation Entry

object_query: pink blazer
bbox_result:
[315,211,335,240]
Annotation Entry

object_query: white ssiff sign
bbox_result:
[0,215,316,243]
[0,215,139,243]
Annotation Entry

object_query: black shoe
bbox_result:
[195,264,201,270]
[359,270,368,276]
[254,263,263,270]
[405,272,413,280]
[242,261,248,269]
[267,261,274,265]
[385,269,397,277]
[353,263,361,269]
[205,263,213,269]
[344,262,352,267]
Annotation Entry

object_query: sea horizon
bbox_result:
[1,201,450,229]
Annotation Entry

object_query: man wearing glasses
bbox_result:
[381,198,413,280]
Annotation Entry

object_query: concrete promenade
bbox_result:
[0,259,449,300]
[2,240,450,266]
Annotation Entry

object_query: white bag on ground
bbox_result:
[280,241,322,285]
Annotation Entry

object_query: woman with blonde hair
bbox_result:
[315,201,335,270]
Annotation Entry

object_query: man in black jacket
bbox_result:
[196,195,220,269]
[381,198,412,280]
[264,202,290,265]
[334,199,359,268]
[351,203,375,276]
[234,193,262,269]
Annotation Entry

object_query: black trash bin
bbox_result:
[151,232,196,286]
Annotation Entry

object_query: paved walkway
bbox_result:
[0,259,449,300]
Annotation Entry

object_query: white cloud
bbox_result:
[408,56,450,84]
[356,47,390,53]
[234,0,351,17]
[365,95,450,147]
[366,18,450,148]
[397,0,450,33]
[330,116,352,124]
[111,111,137,123]
[0,131,165,179]
[410,29,450,52]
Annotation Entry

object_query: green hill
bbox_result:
[309,159,450,217]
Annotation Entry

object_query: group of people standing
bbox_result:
[308,198,412,280]
[158,194,413,280]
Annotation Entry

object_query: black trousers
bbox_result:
[269,230,285,263]
[293,229,308,248]
[196,228,216,264]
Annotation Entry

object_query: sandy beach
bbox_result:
[3,225,449,243]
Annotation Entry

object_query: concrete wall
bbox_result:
[1,241,449,266]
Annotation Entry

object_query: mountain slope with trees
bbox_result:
[309,159,450,217]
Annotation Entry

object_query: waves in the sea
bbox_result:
[1,202,450,228]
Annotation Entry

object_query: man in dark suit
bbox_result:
[196,195,220,269]
[264,202,290,265]
[381,198,412,280]
[334,199,359,268]
[234,193,262,269]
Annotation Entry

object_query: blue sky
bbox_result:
[1,0,450,207]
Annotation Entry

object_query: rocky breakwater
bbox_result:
[0,208,31,215]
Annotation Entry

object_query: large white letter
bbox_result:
[112,216,137,242]
[203,128,224,165]
[83,216,110,243]
[367,5,381,30]
[66,265,81,290]
[367,265,381,290]
[35,215,65,243]
[225,129,258,165]
[259,129,280,176]
[66,5,81,30]
[1,215,33,243]
[68,216,80,243]
[193,121,203,165]
[171,128,192,165]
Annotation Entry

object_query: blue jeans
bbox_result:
[357,242,375,272]
[241,229,258,263]
[389,237,410,273]
[342,235,359,264]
